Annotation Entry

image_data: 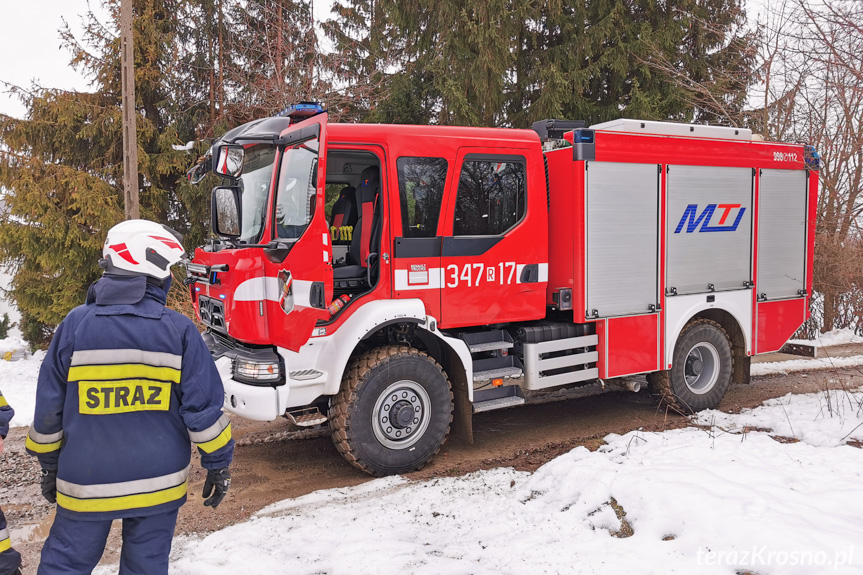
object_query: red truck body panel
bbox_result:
[191,117,817,404]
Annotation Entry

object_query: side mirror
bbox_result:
[186,149,213,185]
[213,145,245,179]
[211,187,242,238]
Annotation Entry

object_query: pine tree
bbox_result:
[379,0,523,127]
[226,0,327,124]
[175,0,231,138]
[0,313,12,340]
[349,0,757,128]
[0,0,208,338]
[321,0,418,122]
[507,0,756,127]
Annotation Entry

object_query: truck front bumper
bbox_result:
[206,330,332,421]
[216,357,284,421]
[206,331,287,421]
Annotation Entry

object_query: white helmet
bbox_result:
[102,219,186,280]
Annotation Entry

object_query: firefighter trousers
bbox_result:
[0,507,22,575]
[38,509,179,575]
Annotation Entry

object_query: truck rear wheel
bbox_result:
[652,319,732,414]
[329,346,453,476]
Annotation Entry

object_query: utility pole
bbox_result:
[120,0,140,220]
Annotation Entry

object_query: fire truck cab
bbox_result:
[187,108,818,476]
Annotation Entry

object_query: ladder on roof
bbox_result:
[589,119,752,141]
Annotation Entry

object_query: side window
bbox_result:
[453,157,526,236]
[275,138,319,240]
[397,157,448,238]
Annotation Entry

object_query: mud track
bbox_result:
[3,348,863,571]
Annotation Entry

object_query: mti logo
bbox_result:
[675,204,746,233]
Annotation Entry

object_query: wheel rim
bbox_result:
[683,342,720,395]
[372,380,431,450]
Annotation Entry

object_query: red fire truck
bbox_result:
[185,106,819,476]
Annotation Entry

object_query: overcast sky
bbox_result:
[0,0,103,118]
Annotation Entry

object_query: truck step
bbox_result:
[468,340,514,353]
[473,385,525,413]
[460,330,515,354]
[473,395,525,413]
[473,366,523,382]
[285,407,328,427]
[472,355,524,382]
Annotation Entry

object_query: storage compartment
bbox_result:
[756,298,807,354]
[597,314,660,378]
[757,169,808,300]
[666,165,753,295]
[585,162,660,317]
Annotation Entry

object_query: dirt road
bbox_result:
[3,347,862,571]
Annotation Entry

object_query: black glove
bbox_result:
[202,468,230,508]
[41,468,57,504]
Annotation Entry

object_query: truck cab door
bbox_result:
[261,115,332,352]
[390,157,450,320]
[439,148,548,328]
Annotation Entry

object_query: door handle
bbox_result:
[519,264,539,283]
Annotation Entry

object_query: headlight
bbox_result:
[234,359,281,383]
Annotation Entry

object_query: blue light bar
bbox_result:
[276,102,325,120]
[804,145,821,171]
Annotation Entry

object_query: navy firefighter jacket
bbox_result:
[26,274,234,520]
[1,386,14,555]
[0,385,13,439]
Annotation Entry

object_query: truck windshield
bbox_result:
[274,137,319,240]
[235,144,277,243]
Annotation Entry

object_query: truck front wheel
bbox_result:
[650,319,733,414]
[329,346,453,476]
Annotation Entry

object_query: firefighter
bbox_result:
[0,387,23,575]
[26,220,234,575]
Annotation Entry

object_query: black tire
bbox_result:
[328,346,453,476]
[653,319,732,414]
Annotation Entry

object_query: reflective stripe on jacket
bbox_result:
[27,274,234,520]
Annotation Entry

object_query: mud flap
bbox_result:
[451,376,474,445]
[440,350,473,444]
[734,352,751,385]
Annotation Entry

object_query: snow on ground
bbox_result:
[752,353,863,376]
[4,335,863,573]
[694,388,863,447]
[789,327,863,348]
[0,334,27,355]
[89,389,863,575]
[0,338,41,427]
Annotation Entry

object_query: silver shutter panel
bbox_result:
[667,165,753,295]
[585,162,659,317]
[757,169,808,300]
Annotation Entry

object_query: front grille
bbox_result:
[198,296,226,331]
[210,330,237,351]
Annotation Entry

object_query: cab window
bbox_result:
[453,157,526,236]
[234,145,277,243]
[397,157,448,238]
[274,138,319,240]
